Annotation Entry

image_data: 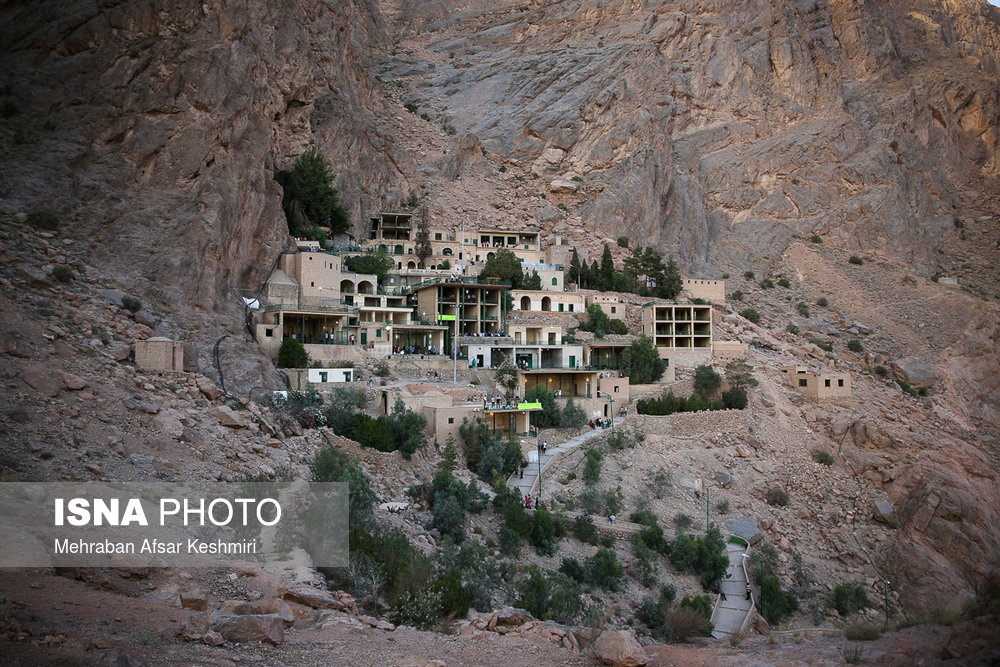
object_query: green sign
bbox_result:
[438,314,456,321]
[517,402,543,410]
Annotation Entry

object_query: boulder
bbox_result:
[754,613,771,635]
[891,357,936,388]
[99,289,124,308]
[180,590,208,611]
[725,518,761,545]
[145,583,181,607]
[211,405,248,429]
[593,629,647,667]
[493,607,535,627]
[20,365,63,397]
[271,598,296,626]
[196,375,220,400]
[279,585,348,611]
[208,611,284,645]
[871,497,896,524]
[58,371,88,390]
[549,178,579,193]
[155,411,185,439]
[1,333,33,358]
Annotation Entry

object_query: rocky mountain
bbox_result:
[1,0,999,642]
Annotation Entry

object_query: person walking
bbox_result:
[745,584,752,601]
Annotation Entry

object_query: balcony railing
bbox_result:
[460,336,514,346]
[261,302,360,315]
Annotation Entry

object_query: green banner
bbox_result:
[438,314,456,321]
[517,402,543,410]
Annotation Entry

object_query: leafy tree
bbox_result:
[657,256,683,299]
[572,514,598,545]
[439,259,451,270]
[311,445,375,529]
[725,359,758,391]
[438,435,459,473]
[721,387,748,409]
[277,337,309,368]
[598,244,616,291]
[346,247,394,284]
[522,270,542,290]
[560,396,587,428]
[583,449,602,485]
[433,493,466,543]
[481,248,523,287]
[693,365,722,397]
[569,248,583,285]
[581,303,612,338]
[621,335,665,384]
[829,581,869,617]
[275,147,350,234]
[414,208,432,268]
[524,385,560,427]
[531,508,559,556]
[586,547,625,591]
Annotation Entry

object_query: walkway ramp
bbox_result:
[711,542,754,638]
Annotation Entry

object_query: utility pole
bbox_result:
[454,220,465,384]
[884,580,890,627]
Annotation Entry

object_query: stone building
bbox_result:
[641,302,714,366]
[135,337,185,372]
[780,366,852,400]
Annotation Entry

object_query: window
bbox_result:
[447,417,455,424]
[568,304,573,312]
[435,233,442,240]
[798,379,808,387]
[265,328,273,338]
[558,303,564,312]
[614,386,619,393]
[319,372,328,383]
[838,379,845,387]
[825,379,831,388]
[611,307,616,314]
[552,277,558,285]
[310,281,314,287]
[376,330,382,338]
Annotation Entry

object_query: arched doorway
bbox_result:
[520,296,531,311]
[541,296,551,312]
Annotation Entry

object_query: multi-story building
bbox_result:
[586,293,625,320]
[367,211,462,270]
[382,387,540,443]
[411,278,509,355]
[517,369,630,421]
[522,262,565,291]
[467,227,542,264]
[641,302,714,366]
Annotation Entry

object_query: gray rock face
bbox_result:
[726,517,762,545]
[892,356,937,388]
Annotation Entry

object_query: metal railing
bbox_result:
[260,302,360,315]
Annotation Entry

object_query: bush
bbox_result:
[797,301,810,317]
[874,365,888,376]
[731,289,744,301]
[617,235,629,247]
[586,547,625,591]
[760,278,774,289]
[693,365,721,397]
[392,588,443,629]
[277,337,309,368]
[51,265,73,283]
[844,620,882,640]
[817,296,829,307]
[432,571,471,619]
[786,323,800,335]
[848,339,864,353]
[777,278,791,288]
[842,643,866,664]
[121,295,142,313]
[721,272,730,279]
[559,557,586,582]
[373,360,390,376]
[310,445,375,529]
[26,210,60,230]
[404,101,418,113]
[810,234,822,243]
[899,381,918,397]
[829,581,869,616]
[572,514,598,545]
[758,572,799,623]
[498,525,521,555]
[810,338,833,352]
[557,203,569,212]
[620,335,665,384]
[716,499,730,515]
[667,606,714,642]
[766,487,789,506]
[739,308,760,324]
[813,450,835,466]
[743,270,755,280]
[530,508,559,556]
[849,255,864,265]
[673,513,692,532]
[583,449,602,485]
[721,387,748,409]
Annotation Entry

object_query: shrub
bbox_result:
[797,301,810,316]
[810,338,833,352]
[931,273,940,282]
[810,234,822,243]
[786,323,800,335]
[121,295,142,313]
[26,210,60,230]
[766,487,789,506]
[530,508,559,556]
[817,296,829,307]
[721,272,730,279]
[716,499,730,515]
[673,513,692,532]
[777,277,791,288]
[731,289,744,301]
[874,365,888,376]
[557,203,569,212]
[559,557,586,582]
[813,450,835,466]
[373,360,390,376]
[277,337,309,368]
[404,101,418,113]
[617,235,629,248]
[721,387,748,409]
[758,572,799,623]
[572,175,584,183]
[585,547,625,591]
[392,588,443,629]
[842,643,866,664]
[899,381,918,397]
[582,448,602,485]
[743,270,755,280]
[849,255,864,265]
[739,308,760,324]
[498,525,520,555]
[760,278,774,289]
[310,445,375,529]
[844,620,881,640]
[829,581,869,616]
[848,339,864,353]
[51,265,73,283]
[693,365,722,397]
[572,514,598,545]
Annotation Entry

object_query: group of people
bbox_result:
[713,584,753,601]
[588,418,612,430]
[524,495,546,510]
[484,394,514,411]
[392,344,439,356]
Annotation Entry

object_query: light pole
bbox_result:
[705,481,719,533]
[883,580,890,627]
[607,394,614,435]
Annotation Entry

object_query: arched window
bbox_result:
[520,296,531,311]
[394,244,404,255]
[551,277,558,286]
[442,247,453,256]
[541,296,552,312]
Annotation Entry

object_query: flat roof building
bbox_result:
[780,366,852,400]
[641,302,714,367]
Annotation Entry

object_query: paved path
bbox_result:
[711,542,754,638]
[508,419,620,502]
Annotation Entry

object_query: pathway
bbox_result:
[711,542,754,638]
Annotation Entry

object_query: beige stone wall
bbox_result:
[713,341,748,360]
[682,278,726,303]
[512,290,585,313]
[781,367,852,400]
[135,339,184,372]
[280,252,342,301]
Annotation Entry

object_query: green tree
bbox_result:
[522,270,542,290]
[621,335,665,384]
[657,256,683,299]
[598,244,616,290]
[277,337,309,368]
[494,358,518,403]
[346,248,394,284]
[583,448,602,484]
[414,208,432,268]
[560,396,587,428]
[311,445,375,529]
[524,385,560,427]
[569,248,583,285]
[693,365,722,397]
[531,508,559,556]
[481,248,523,287]
[725,359,758,391]
[581,303,612,338]
[275,147,350,234]
[586,547,625,591]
